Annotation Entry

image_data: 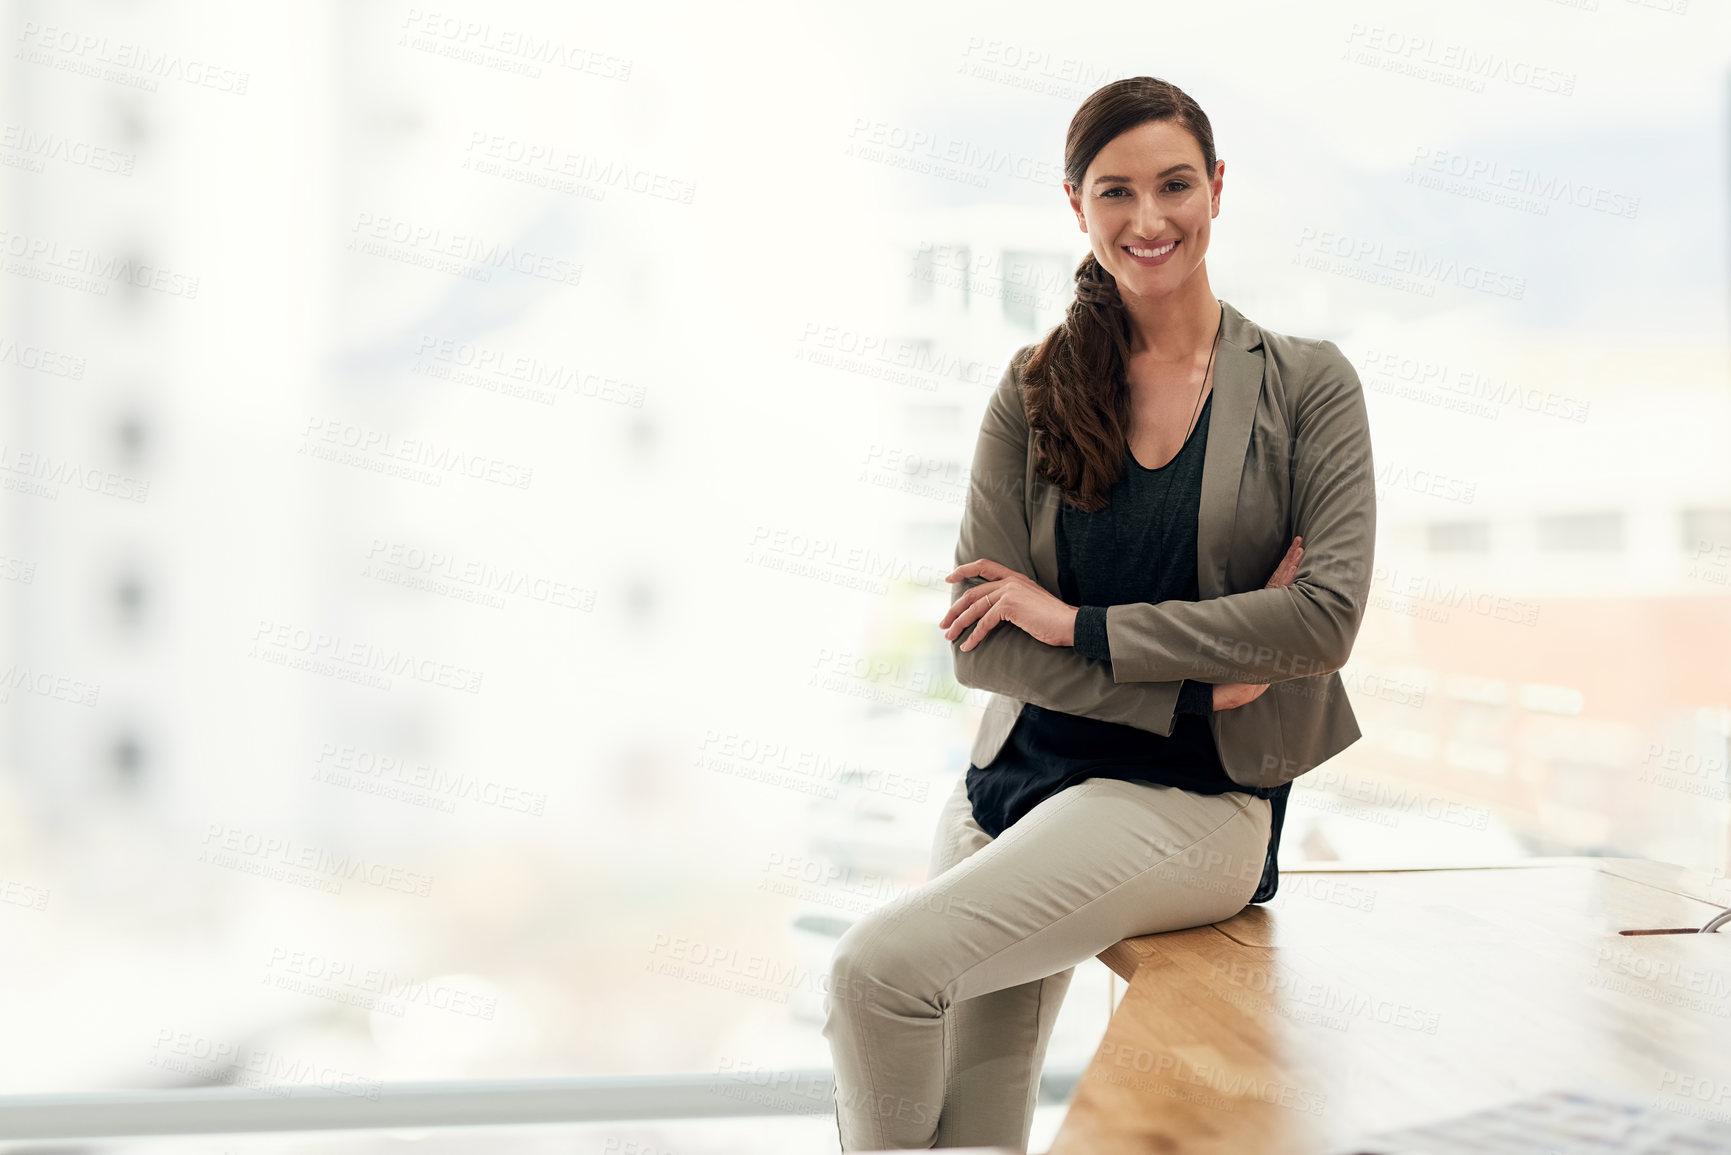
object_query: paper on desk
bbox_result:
[1330,1088,1731,1154]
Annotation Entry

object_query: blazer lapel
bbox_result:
[1199,302,1265,598]
[1025,298,1265,602]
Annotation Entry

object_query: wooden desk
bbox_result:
[1049,857,1731,1154]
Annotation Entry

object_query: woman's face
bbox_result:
[1066,119,1221,300]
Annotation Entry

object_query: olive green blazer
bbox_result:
[950,298,1376,791]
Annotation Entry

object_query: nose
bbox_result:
[1132,192,1168,241]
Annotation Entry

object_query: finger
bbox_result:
[941,577,1003,626]
[1272,554,1300,587]
[947,558,1013,583]
[948,559,1039,591]
[1267,540,1305,588]
[944,586,998,641]
[939,578,1004,628]
[959,598,1006,652]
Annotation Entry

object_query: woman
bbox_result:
[822,76,1376,1152]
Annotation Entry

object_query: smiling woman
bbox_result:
[821,75,1377,1153]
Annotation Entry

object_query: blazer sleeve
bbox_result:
[948,348,1186,733]
[1102,338,1376,685]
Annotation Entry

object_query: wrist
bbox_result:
[1072,606,1111,662]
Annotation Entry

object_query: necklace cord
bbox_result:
[1182,301,1226,443]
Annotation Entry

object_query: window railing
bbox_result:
[0,1066,1085,1141]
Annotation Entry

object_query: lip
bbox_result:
[1122,238,1180,267]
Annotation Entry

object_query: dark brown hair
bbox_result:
[1023,76,1218,512]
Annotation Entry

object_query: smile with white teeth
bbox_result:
[1126,240,1178,258]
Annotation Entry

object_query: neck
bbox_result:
[1119,273,1221,361]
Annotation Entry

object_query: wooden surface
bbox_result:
[1050,857,1731,1154]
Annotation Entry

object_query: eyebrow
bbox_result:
[1091,163,1198,187]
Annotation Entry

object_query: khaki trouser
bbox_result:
[821,773,1273,1152]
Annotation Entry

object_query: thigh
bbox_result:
[836,777,1271,1012]
[928,772,992,880]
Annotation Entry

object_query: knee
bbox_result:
[825,910,932,1018]
[826,914,887,1011]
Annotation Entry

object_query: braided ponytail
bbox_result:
[1021,77,1218,513]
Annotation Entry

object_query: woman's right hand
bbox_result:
[1212,535,1303,711]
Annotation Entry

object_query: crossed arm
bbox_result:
[944,339,1375,727]
[1098,339,1376,684]
[942,347,1187,735]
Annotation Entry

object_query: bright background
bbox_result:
[1,0,1728,1150]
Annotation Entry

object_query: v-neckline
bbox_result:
[1127,389,1212,473]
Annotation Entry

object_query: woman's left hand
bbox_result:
[942,559,1077,650]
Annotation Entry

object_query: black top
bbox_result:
[965,390,1292,904]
